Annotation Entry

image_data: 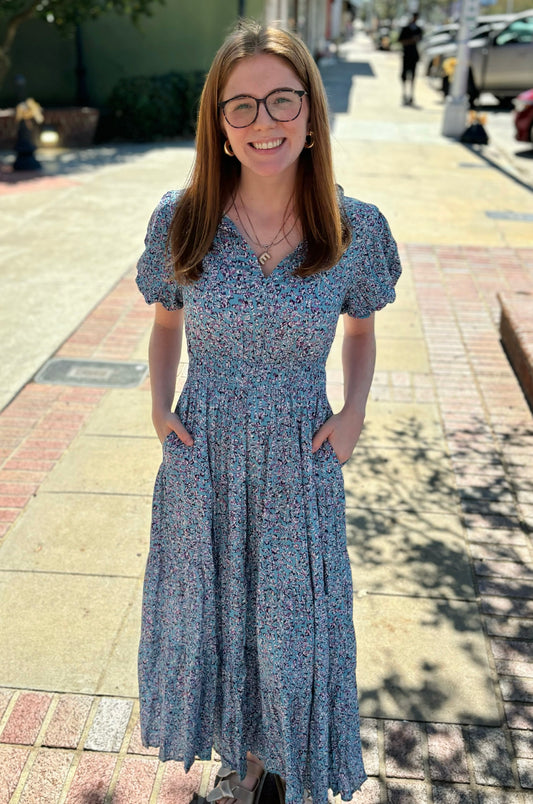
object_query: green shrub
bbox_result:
[106,70,205,142]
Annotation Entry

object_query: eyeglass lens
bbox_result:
[224,90,303,127]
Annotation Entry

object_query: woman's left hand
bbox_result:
[311,408,365,465]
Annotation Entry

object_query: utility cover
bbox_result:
[485,211,533,222]
[35,358,148,388]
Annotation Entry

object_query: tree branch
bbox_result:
[2,0,41,55]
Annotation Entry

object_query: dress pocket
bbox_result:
[312,439,345,487]
[162,430,192,467]
[324,438,345,467]
[162,430,174,449]
[162,430,184,453]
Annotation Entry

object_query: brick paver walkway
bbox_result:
[0,244,532,802]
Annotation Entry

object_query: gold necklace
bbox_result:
[234,193,298,267]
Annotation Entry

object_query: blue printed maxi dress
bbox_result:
[136,190,401,804]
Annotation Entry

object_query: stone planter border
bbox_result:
[0,106,100,150]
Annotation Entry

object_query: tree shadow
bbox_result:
[360,665,451,723]
[346,410,529,725]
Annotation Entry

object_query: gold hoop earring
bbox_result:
[224,139,235,157]
[304,131,315,149]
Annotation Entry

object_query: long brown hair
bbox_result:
[169,19,351,282]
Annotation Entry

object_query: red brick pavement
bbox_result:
[0,166,80,195]
[0,273,151,540]
[0,247,532,802]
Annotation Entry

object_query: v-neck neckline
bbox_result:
[220,215,304,280]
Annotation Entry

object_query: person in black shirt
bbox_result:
[398,12,423,105]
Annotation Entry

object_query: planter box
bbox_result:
[0,106,99,149]
[499,290,533,412]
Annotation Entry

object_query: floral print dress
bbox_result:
[136,189,401,804]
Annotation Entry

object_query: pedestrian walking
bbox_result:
[135,19,401,804]
[399,12,423,105]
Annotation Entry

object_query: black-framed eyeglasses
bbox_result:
[218,88,307,128]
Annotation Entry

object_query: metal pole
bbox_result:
[75,25,90,106]
[238,0,245,16]
[441,0,480,138]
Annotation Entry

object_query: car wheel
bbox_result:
[495,96,514,109]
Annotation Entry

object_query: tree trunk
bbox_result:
[0,46,11,93]
[0,0,41,94]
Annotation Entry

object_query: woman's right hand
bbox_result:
[152,408,194,447]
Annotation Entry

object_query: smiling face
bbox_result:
[220,52,309,184]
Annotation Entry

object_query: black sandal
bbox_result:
[261,773,286,804]
[272,774,286,804]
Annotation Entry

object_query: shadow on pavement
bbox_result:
[361,668,451,723]
[345,411,530,724]
[0,140,194,182]
[474,100,514,114]
[515,147,533,161]
[461,143,533,194]
[320,58,375,114]
[347,412,526,591]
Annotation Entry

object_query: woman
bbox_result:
[136,19,401,804]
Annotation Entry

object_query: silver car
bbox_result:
[424,22,507,79]
[469,11,533,102]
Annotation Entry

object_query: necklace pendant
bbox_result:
[258,251,271,266]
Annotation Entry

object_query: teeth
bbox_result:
[252,139,283,150]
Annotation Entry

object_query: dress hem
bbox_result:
[141,738,368,802]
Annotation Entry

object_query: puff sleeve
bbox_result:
[340,202,402,319]
[136,191,183,310]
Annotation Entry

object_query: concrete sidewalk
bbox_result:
[0,31,532,804]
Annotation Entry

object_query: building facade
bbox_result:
[0,0,338,109]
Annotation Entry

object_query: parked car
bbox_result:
[424,21,507,79]
[420,24,459,56]
[514,88,533,142]
[469,11,533,103]
[421,14,512,62]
